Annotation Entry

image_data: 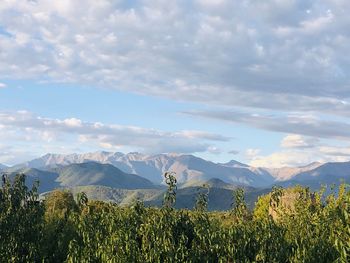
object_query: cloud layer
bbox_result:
[0,110,229,163]
[1,0,350,114]
[248,134,350,168]
[1,0,350,167]
[185,109,350,141]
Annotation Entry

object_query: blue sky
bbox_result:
[0,0,350,166]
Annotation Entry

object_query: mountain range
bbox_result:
[11,152,275,186]
[2,151,350,210]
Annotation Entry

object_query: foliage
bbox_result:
[0,173,349,262]
[194,184,209,212]
[231,188,250,221]
[163,171,177,209]
[253,193,270,220]
[42,190,79,262]
[0,174,44,262]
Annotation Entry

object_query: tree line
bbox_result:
[0,172,349,262]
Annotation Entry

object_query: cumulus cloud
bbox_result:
[0,83,6,88]
[249,147,350,168]
[281,134,319,148]
[249,134,350,168]
[0,110,229,158]
[250,151,320,168]
[0,0,350,115]
[245,148,261,160]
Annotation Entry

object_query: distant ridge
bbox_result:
[279,161,350,190]
[219,160,249,168]
[265,162,323,181]
[3,152,350,211]
[8,151,350,190]
[13,152,274,187]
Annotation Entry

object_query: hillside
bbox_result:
[280,161,350,190]
[264,162,323,181]
[53,162,156,189]
[59,180,268,211]
[3,162,158,194]
[179,178,255,191]
[142,177,267,211]
[66,185,161,205]
[5,167,60,193]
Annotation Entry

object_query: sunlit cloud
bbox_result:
[0,0,349,115]
[0,110,230,163]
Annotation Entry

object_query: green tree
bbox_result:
[0,174,44,262]
[42,190,79,262]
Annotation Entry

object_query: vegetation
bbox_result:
[0,172,349,262]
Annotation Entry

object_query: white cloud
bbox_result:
[249,134,350,168]
[281,134,319,148]
[319,146,350,157]
[176,130,230,141]
[185,109,350,141]
[0,110,230,159]
[245,148,261,160]
[250,151,315,168]
[1,0,350,166]
[0,83,6,88]
[63,118,83,128]
[0,0,349,116]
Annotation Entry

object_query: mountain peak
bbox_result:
[220,160,249,168]
[265,161,324,181]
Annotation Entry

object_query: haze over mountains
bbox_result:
[2,151,350,210]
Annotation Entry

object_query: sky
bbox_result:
[1,0,350,167]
